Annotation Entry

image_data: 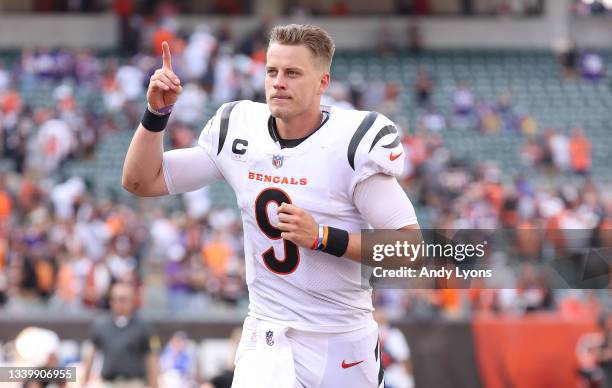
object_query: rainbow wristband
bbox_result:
[316,224,325,250]
[313,224,349,257]
[312,224,326,251]
[311,235,319,250]
[321,225,329,250]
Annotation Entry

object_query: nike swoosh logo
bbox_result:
[389,152,403,161]
[341,360,364,369]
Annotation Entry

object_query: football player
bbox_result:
[122,24,419,388]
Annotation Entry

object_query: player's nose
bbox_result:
[272,74,287,89]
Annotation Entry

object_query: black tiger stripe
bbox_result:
[376,337,384,386]
[382,135,401,149]
[368,125,398,153]
[217,101,241,155]
[347,111,379,170]
[375,338,379,361]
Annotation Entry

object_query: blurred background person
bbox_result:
[83,282,160,388]
[159,331,199,387]
[576,311,612,388]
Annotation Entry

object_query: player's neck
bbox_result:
[275,109,323,140]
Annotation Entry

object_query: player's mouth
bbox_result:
[271,95,291,100]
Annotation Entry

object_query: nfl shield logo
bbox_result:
[266,330,275,346]
[272,154,284,169]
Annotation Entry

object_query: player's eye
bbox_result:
[266,69,277,76]
[287,71,299,77]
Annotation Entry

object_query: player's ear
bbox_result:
[317,72,330,96]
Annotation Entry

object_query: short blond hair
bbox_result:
[269,24,335,71]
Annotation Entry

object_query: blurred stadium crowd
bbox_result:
[1,4,611,326]
[24,0,544,16]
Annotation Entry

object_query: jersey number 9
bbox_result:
[255,188,300,275]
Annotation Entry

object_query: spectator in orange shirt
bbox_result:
[151,18,184,59]
[55,254,78,307]
[570,127,592,175]
[438,287,462,317]
[152,26,176,56]
[201,231,233,279]
[0,173,11,226]
[0,89,21,115]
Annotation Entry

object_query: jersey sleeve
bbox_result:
[354,174,417,229]
[161,103,230,194]
[348,112,405,197]
[162,146,222,194]
[197,100,243,156]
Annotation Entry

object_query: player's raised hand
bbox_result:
[147,41,182,111]
[276,203,318,249]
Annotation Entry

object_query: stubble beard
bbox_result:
[268,99,294,120]
[269,106,288,119]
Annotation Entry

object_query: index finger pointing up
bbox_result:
[162,41,172,70]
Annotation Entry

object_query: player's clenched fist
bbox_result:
[147,41,182,111]
[276,203,319,249]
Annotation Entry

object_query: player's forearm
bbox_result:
[124,40,181,197]
[122,124,167,196]
[342,224,420,263]
[343,233,362,262]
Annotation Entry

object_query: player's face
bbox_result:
[265,43,329,120]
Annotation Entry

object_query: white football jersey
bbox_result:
[171,100,408,333]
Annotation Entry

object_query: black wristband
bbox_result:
[141,107,170,132]
[322,226,349,257]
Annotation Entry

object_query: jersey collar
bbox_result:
[268,105,331,149]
